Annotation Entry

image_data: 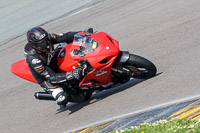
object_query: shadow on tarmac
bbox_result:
[56,73,162,114]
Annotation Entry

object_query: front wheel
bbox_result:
[125,54,157,79]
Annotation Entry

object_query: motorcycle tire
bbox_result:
[125,54,157,79]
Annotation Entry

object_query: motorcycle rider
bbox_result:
[24,27,93,108]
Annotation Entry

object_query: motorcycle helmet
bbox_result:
[27,27,52,53]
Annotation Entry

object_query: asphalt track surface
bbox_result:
[0,0,101,45]
[1,0,200,133]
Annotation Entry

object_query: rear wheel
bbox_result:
[125,54,157,79]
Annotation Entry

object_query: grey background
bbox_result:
[0,0,102,45]
[1,0,200,133]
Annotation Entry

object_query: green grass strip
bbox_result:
[111,118,200,133]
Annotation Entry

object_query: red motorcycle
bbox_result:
[11,32,157,103]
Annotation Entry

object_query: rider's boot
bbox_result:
[57,92,69,108]
[52,87,69,108]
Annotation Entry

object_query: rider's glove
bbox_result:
[73,67,83,80]
[83,28,94,33]
[66,67,83,80]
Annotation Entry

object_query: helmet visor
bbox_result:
[32,36,51,52]
[37,37,50,51]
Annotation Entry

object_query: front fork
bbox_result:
[112,51,133,77]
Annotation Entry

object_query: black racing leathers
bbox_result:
[24,32,78,84]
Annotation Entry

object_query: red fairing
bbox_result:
[10,59,37,83]
[11,32,120,87]
[57,32,119,87]
[57,43,79,71]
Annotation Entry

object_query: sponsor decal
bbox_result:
[82,82,92,86]
[58,95,65,101]
[34,65,43,69]
[32,59,41,64]
[96,70,108,76]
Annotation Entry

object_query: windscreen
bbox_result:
[72,34,98,57]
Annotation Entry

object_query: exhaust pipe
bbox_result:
[34,92,55,101]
